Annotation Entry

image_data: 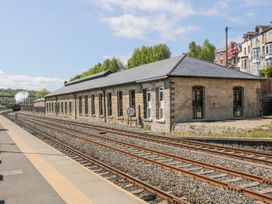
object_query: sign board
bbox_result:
[127,107,136,117]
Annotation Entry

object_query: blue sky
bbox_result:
[0,0,271,91]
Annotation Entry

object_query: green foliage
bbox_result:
[259,66,272,78]
[0,88,37,105]
[70,43,171,81]
[258,69,266,77]
[143,123,151,131]
[187,40,216,62]
[265,66,272,78]
[70,58,124,81]
[127,44,171,68]
[35,89,50,99]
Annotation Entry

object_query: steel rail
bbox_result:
[18,115,272,203]
[13,118,187,204]
[21,115,272,185]
[19,113,272,166]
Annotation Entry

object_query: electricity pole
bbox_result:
[225,26,228,68]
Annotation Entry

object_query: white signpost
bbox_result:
[127,107,136,126]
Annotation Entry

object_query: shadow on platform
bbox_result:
[0,129,8,131]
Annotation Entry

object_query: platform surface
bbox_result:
[0,115,145,204]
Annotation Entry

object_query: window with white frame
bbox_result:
[156,87,164,119]
[265,43,272,55]
[252,48,260,60]
[146,88,151,119]
[266,59,272,67]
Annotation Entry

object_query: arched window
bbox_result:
[192,86,204,119]
[69,101,72,114]
[61,102,64,113]
[143,88,151,119]
[117,91,123,117]
[65,102,67,114]
[233,87,243,117]
[99,94,103,115]
[129,90,136,117]
[84,95,88,115]
[91,95,95,115]
[79,96,82,114]
[107,92,112,116]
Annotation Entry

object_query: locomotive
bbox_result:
[12,104,21,111]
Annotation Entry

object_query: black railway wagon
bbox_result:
[12,104,21,111]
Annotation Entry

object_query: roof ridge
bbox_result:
[166,54,186,76]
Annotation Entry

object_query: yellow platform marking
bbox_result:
[1,117,93,204]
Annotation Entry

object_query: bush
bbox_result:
[265,66,272,78]
[258,69,266,77]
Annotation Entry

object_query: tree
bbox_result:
[77,58,124,80]
[35,89,50,99]
[258,69,266,77]
[265,66,272,78]
[187,40,216,62]
[127,44,171,68]
[259,66,272,78]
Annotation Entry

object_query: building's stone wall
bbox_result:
[45,80,171,132]
[45,77,262,132]
[170,77,261,126]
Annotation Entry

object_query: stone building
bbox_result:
[45,55,263,132]
[238,24,272,75]
[33,98,45,113]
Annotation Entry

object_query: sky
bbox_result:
[0,0,272,91]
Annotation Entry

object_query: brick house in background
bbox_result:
[214,41,239,68]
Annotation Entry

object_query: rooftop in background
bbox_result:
[65,70,112,86]
[215,47,226,53]
[46,55,263,97]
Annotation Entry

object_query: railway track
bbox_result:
[12,114,272,203]
[11,117,188,204]
[19,113,272,166]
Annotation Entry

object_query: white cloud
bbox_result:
[91,0,268,41]
[102,14,199,41]
[102,14,150,39]
[246,12,256,17]
[0,70,65,91]
[93,0,199,41]
[91,0,196,17]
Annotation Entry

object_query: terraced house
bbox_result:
[45,55,263,132]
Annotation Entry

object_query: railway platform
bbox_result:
[0,115,146,204]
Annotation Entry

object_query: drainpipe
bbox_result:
[74,94,77,120]
[103,89,107,123]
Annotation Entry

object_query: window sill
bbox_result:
[117,116,124,120]
[143,118,153,122]
[155,119,165,124]
[91,114,96,117]
[99,115,104,118]
[107,116,113,119]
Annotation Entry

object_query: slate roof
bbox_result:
[46,55,262,97]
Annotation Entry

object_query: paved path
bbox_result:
[0,115,145,204]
